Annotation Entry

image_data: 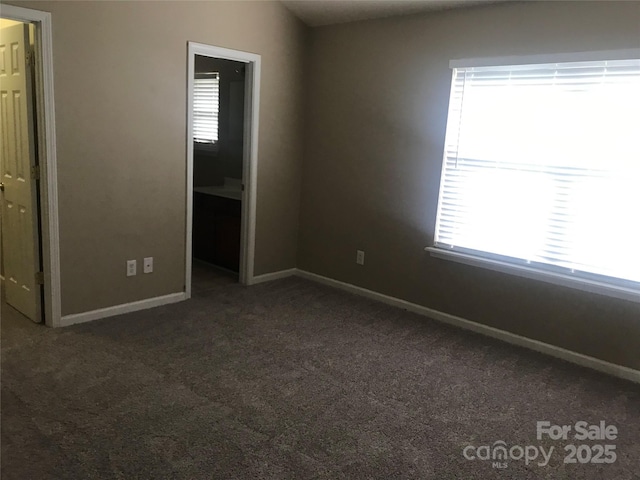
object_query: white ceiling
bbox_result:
[281,0,505,27]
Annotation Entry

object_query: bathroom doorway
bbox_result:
[185,43,261,296]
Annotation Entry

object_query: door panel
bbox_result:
[0,23,42,322]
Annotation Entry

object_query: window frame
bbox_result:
[429,48,640,303]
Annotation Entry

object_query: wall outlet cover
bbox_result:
[126,260,137,277]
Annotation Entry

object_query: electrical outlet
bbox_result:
[356,250,365,265]
[143,257,153,274]
[126,260,137,277]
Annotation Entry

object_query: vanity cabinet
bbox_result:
[193,192,241,272]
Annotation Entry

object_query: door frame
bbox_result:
[1,5,60,327]
[185,42,261,296]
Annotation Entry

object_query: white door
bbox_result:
[0,23,42,322]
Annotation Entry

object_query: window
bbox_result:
[193,73,220,144]
[432,52,640,300]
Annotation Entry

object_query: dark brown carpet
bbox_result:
[2,266,639,479]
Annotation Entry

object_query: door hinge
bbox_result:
[35,271,45,285]
[31,165,40,180]
[241,184,245,191]
[26,49,35,67]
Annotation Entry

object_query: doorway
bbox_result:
[192,56,245,285]
[0,5,60,327]
[185,43,261,297]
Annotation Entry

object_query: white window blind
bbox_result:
[435,57,640,287]
[193,74,220,143]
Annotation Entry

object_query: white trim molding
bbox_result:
[252,268,297,284]
[450,48,640,69]
[185,43,261,297]
[60,292,186,327]
[295,270,640,384]
[1,5,61,327]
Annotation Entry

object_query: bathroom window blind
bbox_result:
[193,74,220,143]
[434,57,640,286]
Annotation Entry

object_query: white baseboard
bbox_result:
[251,268,297,285]
[58,265,300,326]
[295,269,640,384]
[59,292,187,327]
[50,266,639,383]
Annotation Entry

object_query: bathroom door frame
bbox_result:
[185,42,261,295]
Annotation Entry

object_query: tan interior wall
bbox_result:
[8,0,307,315]
[298,1,640,369]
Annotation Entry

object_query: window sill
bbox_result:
[425,246,640,304]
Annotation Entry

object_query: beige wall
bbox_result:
[8,0,307,315]
[299,1,640,369]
